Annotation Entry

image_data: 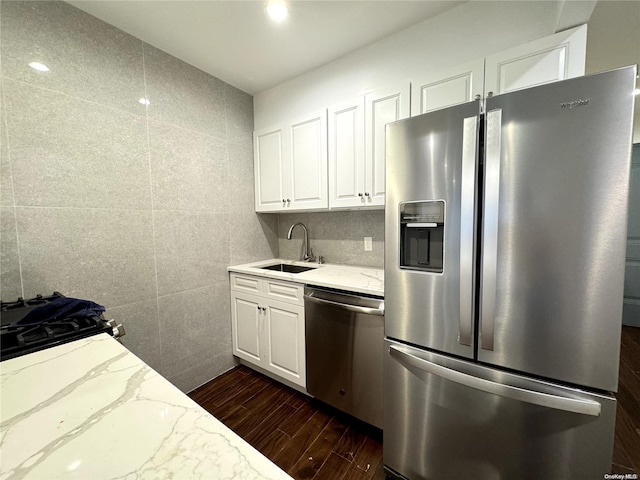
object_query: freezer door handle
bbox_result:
[459,115,478,347]
[480,109,502,351]
[389,345,602,416]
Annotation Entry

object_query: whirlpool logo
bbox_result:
[560,98,590,109]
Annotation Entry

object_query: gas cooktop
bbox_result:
[0,293,124,361]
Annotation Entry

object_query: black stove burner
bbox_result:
[1,292,66,325]
[1,293,123,362]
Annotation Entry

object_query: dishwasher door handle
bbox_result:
[304,294,384,316]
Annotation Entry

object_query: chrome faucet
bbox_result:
[287,222,315,262]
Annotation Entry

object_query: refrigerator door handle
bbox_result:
[389,345,602,417]
[459,115,478,347]
[480,109,502,351]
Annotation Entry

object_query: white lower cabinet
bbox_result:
[230,273,306,388]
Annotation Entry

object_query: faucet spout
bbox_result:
[287,222,315,262]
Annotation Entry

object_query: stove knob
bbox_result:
[115,324,125,338]
[107,319,126,338]
[113,324,125,338]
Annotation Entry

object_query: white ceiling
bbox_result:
[67,0,465,95]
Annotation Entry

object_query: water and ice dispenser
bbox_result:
[399,201,444,273]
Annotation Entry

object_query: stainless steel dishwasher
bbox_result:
[304,286,384,428]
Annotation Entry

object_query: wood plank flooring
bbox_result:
[188,366,384,480]
[613,325,640,474]
[189,325,640,479]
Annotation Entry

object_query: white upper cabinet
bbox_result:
[328,83,409,209]
[288,110,328,211]
[254,26,587,213]
[328,97,366,209]
[254,110,328,212]
[364,82,411,207]
[411,58,485,116]
[254,126,285,211]
[484,24,587,96]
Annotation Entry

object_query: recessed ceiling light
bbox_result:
[266,0,288,22]
[138,98,151,105]
[28,61,50,72]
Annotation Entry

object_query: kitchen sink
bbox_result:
[260,263,316,274]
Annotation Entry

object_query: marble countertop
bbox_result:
[0,334,292,480]
[227,259,384,297]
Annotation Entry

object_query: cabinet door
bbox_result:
[230,291,263,366]
[254,125,286,212]
[365,83,410,207]
[264,299,305,387]
[286,110,328,211]
[484,24,587,96]
[411,58,485,116]
[328,97,366,209]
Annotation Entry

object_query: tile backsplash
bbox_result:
[278,210,385,269]
[0,0,277,392]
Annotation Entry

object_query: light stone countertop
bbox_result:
[0,334,292,480]
[227,259,384,297]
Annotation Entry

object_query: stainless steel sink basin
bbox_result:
[260,263,316,274]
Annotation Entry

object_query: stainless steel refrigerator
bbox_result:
[383,66,636,480]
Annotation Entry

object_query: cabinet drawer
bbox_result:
[230,273,304,306]
[265,279,304,305]
[230,273,261,294]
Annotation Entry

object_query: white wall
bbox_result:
[254,1,562,129]
[585,0,640,143]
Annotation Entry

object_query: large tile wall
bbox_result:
[0,1,278,392]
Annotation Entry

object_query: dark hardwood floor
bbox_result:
[613,325,640,474]
[188,365,384,480]
[189,325,640,479]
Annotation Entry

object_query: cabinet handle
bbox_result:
[257,305,261,311]
[261,307,267,312]
[286,198,291,203]
[282,198,286,203]
[364,192,370,197]
[358,193,363,197]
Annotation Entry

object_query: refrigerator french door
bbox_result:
[384,66,636,480]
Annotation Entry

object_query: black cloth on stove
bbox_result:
[14,297,106,326]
